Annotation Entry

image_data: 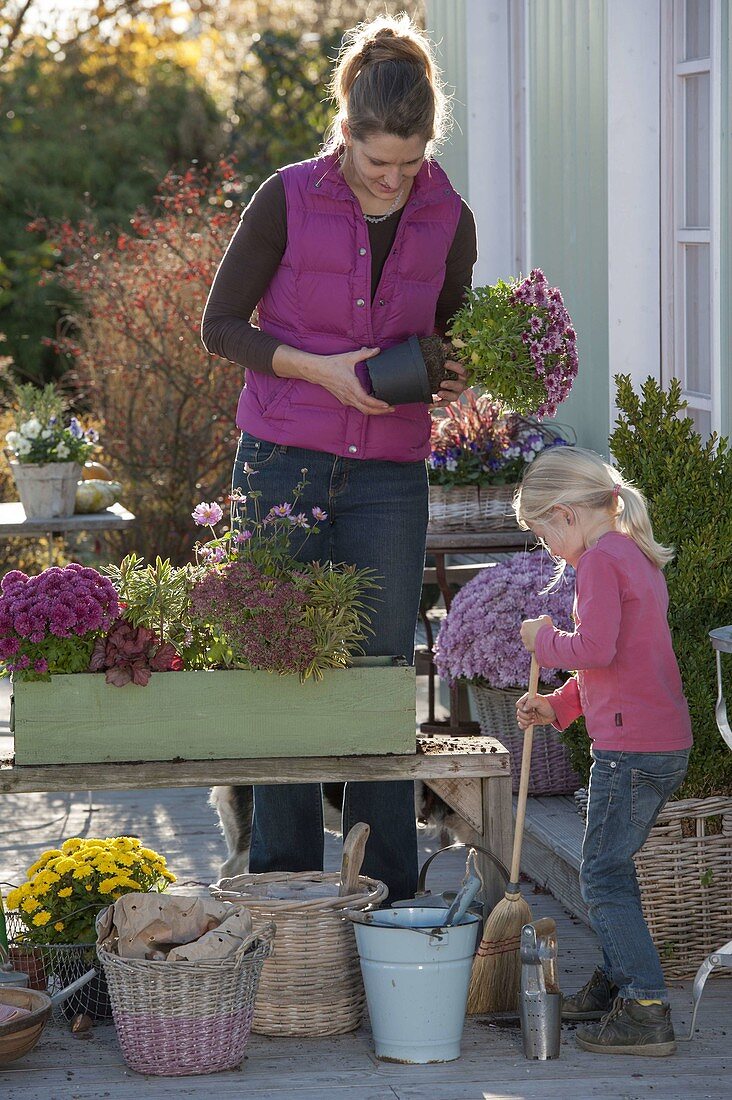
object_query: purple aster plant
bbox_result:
[448,268,578,418]
[434,551,575,690]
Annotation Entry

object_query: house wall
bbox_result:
[723,1,731,436]
[526,0,609,452]
[428,0,610,453]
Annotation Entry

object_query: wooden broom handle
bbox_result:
[509,654,541,885]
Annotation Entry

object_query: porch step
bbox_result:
[520,794,589,924]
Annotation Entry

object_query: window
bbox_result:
[661,0,721,438]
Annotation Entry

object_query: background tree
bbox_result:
[43,162,243,563]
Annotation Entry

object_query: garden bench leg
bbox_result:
[476,772,513,913]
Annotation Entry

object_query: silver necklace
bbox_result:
[363,188,404,224]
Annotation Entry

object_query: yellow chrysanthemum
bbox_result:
[61,838,83,854]
[6,887,21,909]
[57,886,73,898]
[54,921,65,932]
[54,857,77,875]
[32,911,51,926]
[99,877,120,894]
[161,869,177,882]
[21,896,40,914]
[72,864,93,880]
[85,884,92,892]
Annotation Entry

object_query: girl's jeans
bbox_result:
[580,747,690,1001]
[231,431,429,903]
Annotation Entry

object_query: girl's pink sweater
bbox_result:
[535,532,692,752]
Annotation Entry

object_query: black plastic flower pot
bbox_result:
[366,335,433,405]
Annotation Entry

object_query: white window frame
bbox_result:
[661,0,722,437]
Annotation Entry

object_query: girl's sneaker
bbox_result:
[575,998,677,1056]
[562,967,619,1020]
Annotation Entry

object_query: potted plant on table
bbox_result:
[367,268,578,414]
[427,390,572,531]
[434,550,580,794]
[5,836,175,1019]
[3,381,99,519]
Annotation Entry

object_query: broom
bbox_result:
[466,653,540,1014]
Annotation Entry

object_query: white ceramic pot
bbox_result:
[9,460,82,519]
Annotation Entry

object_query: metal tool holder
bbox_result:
[679,627,732,1040]
[519,917,562,1060]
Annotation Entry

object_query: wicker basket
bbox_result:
[210,871,387,1037]
[97,924,274,1076]
[635,796,732,981]
[468,683,581,795]
[428,483,518,532]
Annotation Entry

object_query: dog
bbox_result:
[209,782,473,879]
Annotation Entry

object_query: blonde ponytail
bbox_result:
[514,447,674,570]
[324,14,450,153]
[614,482,674,568]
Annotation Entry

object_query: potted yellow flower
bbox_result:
[6,835,175,1019]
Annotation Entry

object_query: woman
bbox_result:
[202,13,477,902]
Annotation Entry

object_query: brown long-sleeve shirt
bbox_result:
[201,171,478,374]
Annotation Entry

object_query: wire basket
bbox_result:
[468,683,581,795]
[210,871,387,1037]
[6,913,112,1022]
[97,923,274,1076]
[428,483,518,532]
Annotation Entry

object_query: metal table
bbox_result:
[0,502,136,564]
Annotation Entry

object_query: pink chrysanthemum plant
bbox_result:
[188,467,379,681]
[445,269,578,417]
[434,551,575,691]
[0,564,120,681]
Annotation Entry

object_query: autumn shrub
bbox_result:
[41,162,243,563]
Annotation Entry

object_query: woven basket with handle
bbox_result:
[468,683,581,795]
[428,483,518,531]
[210,870,387,1037]
[97,923,274,1076]
[634,796,732,980]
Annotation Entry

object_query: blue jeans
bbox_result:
[232,431,428,902]
[580,747,690,1001]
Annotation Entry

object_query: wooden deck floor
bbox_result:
[1,681,730,1099]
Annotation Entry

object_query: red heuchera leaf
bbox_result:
[105,665,132,687]
[91,619,181,686]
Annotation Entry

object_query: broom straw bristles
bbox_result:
[466,890,532,1014]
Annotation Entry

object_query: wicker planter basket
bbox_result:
[428,483,518,532]
[97,924,274,1076]
[468,683,581,795]
[210,871,387,1037]
[635,796,732,981]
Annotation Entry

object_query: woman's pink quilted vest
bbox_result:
[235,152,463,461]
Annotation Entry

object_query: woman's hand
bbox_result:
[515,692,557,730]
[309,347,396,416]
[520,615,554,652]
[430,359,469,409]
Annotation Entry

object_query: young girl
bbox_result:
[514,446,691,1058]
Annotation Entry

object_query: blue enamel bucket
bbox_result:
[346,906,480,1063]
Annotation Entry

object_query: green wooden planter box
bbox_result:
[11,658,416,765]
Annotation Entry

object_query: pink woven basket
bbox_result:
[468,683,581,795]
[97,924,274,1076]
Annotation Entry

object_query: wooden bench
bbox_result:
[0,734,513,910]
